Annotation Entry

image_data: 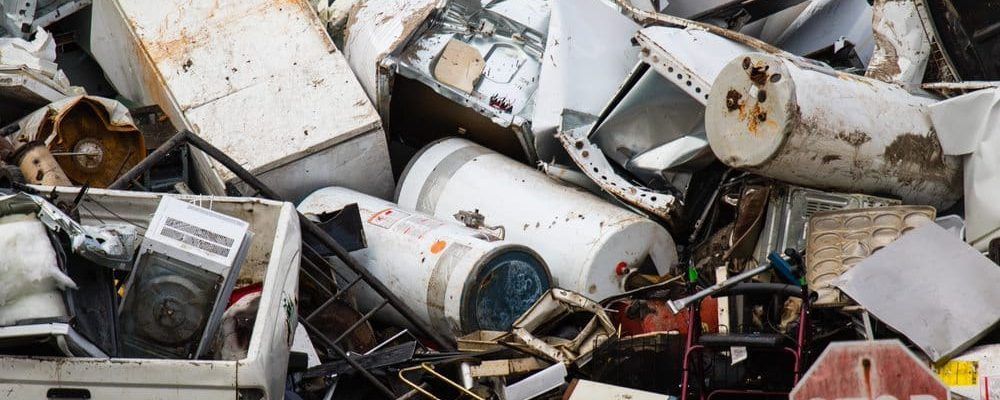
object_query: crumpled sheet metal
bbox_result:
[928,87,1000,251]
[555,22,775,222]
[0,27,73,105]
[530,0,641,162]
[341,0,441,104]
[346,0,553,161]
[865,0,932,85]
[1,0,91,39]
[769,0,874,65]
[500,288,616,365]
[634,26,754,106]
[13,95,146,188]
[556,113,679,223]
[613,0,796,60]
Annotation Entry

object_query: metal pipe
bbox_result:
[300,319,396,398]
[364,329,410,356]
[460,362,474,389]
[398,363,486,400]
[108,131,189,190]
[331,300,388,346]
[667,261,773,314]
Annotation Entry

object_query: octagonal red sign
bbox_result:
[792,340,949,400]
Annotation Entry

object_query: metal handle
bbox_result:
[46,388,91,399]
[668,250,802,314]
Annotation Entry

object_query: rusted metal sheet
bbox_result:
[584,26,752,193]
[89,0,394,203]
[553,117,667,218]
[557,115,680,224]
[555,23,772,224]
[791,340,949,400]
[12,95,146,188]
[705,52,962,208]
[609,298,719,337]
[635,27,754,106]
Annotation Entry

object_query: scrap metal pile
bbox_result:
[0,0,997,398]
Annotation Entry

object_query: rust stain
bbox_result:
[866,4,903,83]
[883,133,948,174]
[147,0,321,65]
[145,27,206,67]
[746,103,767,135]
[725,89,742,111]
[836,131,872,147]
[128,23,185,129]
[748,64,770,87]
[430,240,447,254]
[862,357,874,400]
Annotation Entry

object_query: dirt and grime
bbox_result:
[0,0,995,399]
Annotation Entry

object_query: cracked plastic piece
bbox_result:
[0,192,137,270]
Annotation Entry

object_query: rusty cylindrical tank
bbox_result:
[705,53,962,209]
[298,187,551,338]
[396,138,678,301]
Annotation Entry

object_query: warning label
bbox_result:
[369,208,445,239]
[369,208,412,229]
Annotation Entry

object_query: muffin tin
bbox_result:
[806,206,937,308]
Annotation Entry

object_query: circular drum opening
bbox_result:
[461,248,550,333]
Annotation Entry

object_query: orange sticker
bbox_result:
[430,240,447,254]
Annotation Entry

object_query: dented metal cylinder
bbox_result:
[396,138,678,301]
[14,144,72,186]
[705,53,962,208]
[298,187,551,338]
